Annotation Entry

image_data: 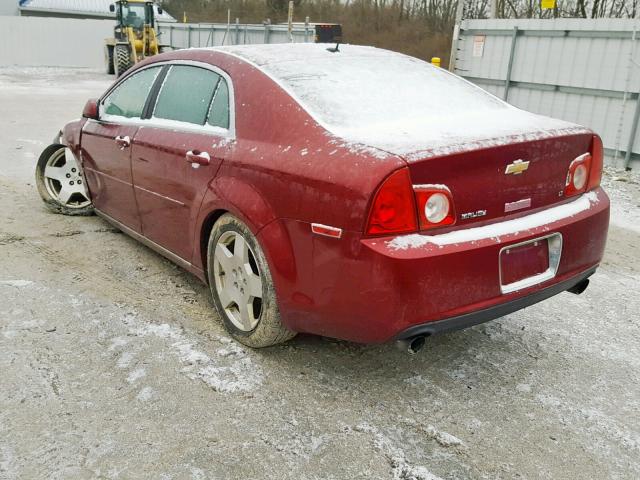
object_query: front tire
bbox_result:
[207,214,296,348]
[35,145,93,216]
[113,44,132,78]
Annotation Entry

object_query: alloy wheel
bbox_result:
[213,230,264,332]
[43,148,91,209]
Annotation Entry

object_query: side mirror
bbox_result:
[157,7,163,14]
[109,4,115,12]
[82,99,99,120]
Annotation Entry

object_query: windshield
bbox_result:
[120,3,147,29]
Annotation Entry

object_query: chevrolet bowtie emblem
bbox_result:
[505,159,530,175]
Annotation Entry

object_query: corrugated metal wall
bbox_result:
[156,22,313,49]
[455,18,640,168]
[0,15,113,68]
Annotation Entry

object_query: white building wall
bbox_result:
[0,15,113,69]
[0,16,314,70]
[0,0,18,16]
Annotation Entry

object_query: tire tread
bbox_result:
[207,214,296,348]
[35,145,94,217]
[114,45,132,77]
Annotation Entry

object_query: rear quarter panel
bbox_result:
[166,50,405,272]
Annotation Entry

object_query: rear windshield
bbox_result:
[247,45,508,132]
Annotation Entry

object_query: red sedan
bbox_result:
[35,44,610,351]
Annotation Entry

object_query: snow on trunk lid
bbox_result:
[407,133,594,228]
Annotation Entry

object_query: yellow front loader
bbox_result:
[104,0,169,77]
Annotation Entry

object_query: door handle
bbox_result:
[186,150,210,168]
[115,135,131,149]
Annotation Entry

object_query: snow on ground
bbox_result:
[0,279,34,287]
[0,66,112,96]
[602,166,640,233]
[133,321,264,393]
[0,67,112,184]
[0,278,264,395]
[355,423,446,480]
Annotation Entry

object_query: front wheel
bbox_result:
[113,44,132,77]
[35,145,93,216]
[207,214,296,348]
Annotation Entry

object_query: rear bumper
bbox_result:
[395,266,596,340]
[263,188,610,344]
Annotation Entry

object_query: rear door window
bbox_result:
[102,67,161,119]
[153,66,221,125]
[207,79,230,129]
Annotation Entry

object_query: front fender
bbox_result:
[59,118,87,163]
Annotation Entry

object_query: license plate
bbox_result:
[499,233,562,294]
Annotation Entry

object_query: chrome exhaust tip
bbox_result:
[567,278,589,295]
[396,335,427,355]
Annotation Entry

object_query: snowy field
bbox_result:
[0,67,639,479]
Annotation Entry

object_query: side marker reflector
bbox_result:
[311,223,342,239]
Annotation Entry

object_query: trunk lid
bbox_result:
[404,132,594,228]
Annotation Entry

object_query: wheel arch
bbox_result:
[60,119,85,152]
[198,208,228,284]
[194,174,281,284]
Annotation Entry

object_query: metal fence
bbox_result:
[454,18,640,169]
[156,21,314,49]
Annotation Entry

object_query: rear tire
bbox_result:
[105,45,115,75]
[207,214,296,348]
[113,44,132,78]
[35,144,93,216]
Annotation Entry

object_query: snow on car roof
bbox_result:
[213,44,585,158]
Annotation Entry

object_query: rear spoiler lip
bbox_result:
[395,126,594,163]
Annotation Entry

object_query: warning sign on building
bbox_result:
[473,35,486,58]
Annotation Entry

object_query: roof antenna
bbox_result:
[326,43,340,53]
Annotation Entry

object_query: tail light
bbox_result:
[588,134,604,190]
[564,134,603,198]
[365,170,456,236]
[564,153,591,197]
[414,186,456,230]
[365,168,417,235]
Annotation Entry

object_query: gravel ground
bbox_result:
[1,67,639,480]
